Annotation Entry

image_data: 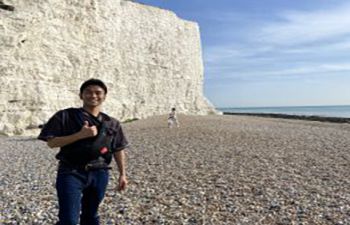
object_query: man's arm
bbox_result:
[47,121,97,148]
[113,149,127,191]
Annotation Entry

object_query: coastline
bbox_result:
[223,112,350,123]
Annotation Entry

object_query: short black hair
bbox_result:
[80,79,107,94]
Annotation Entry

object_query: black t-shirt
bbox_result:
[38,107,129,165]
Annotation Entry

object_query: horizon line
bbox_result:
[216,104,350,109]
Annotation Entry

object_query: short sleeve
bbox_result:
[37,110,65,142]
[111,124,129,152]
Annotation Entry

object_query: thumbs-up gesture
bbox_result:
[79,121,98,138]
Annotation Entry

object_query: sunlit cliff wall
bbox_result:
[0,0,217,135]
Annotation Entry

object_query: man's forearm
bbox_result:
[113,150,126,176]
[47,123,98,148]
[47,132,82,148]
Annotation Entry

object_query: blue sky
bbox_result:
[137,0,350,108]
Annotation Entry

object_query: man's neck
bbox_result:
[82,105,101,117]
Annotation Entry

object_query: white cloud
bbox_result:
[202,2,350,86]
[260,63,350,76]
[205,62,350,80]
[203,44,275,64]
[203,47,247,63]
[276,42,348,54]
[258,3,350,45]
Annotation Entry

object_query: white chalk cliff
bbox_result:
[0,0,217,135]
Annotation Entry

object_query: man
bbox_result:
[38,79,129,225]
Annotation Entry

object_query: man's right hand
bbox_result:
[47,121,98,148]
[79,121,98,138]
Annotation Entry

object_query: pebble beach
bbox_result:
[1,115,350,225]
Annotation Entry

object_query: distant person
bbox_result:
[38,79,129,225]
[168,107,179,128]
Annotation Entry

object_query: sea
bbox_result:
[218,105,350,118]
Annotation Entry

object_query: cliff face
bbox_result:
[0,0,217,135]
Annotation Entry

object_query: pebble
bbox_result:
[1,115,350,224]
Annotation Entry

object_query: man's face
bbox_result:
[80,85,106,107]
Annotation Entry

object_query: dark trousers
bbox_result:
[55,164,109,225]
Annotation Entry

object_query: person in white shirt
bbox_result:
[168,107,179,128]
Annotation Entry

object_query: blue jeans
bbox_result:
[55,164,109,225]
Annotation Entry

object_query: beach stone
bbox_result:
[2,115,350,224]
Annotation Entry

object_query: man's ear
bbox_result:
[79,93,83,100]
